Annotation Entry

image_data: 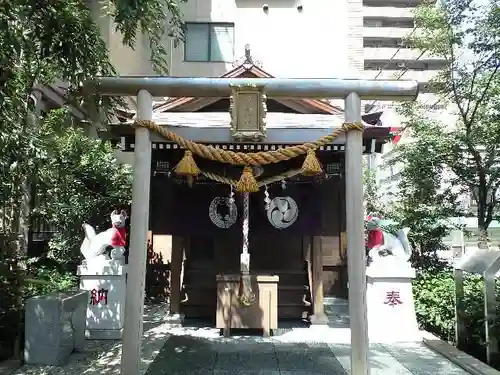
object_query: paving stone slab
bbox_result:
[214,371,280,375]
[144,335,217,375]
[382,342,471,375]
[214,341,278,372]
[329,343,418,375]
[275,342,347,374]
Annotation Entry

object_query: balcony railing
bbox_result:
[361,69,440,83]
[363,6,415,18]
[364,48,447,61]
[363,27,414,39]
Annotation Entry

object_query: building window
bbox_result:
[184,22,235,62]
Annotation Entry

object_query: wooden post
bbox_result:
[310,236,328,324]
[121,89,153,375]
[169,236,183,315]
[345,92,370,375]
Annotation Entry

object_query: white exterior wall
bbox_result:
[94,0,362,79]
[169,0,356,78]
[88,1,154,76]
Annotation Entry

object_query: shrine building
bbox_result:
[109,60,395,327]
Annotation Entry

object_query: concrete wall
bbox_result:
[88,0,154,75]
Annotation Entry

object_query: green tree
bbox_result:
[34,109,133,264]
[387,106,459,268]
[397,0,500,246]
[0,0,185,252]
[0,0,185,359]
[363,161,383,216]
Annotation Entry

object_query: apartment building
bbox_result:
[90,0,367,87]
[362,0,446,100]
[360,0,449,205]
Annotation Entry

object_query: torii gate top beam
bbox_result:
[84,76,419,101]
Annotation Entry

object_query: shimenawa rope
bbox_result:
[134,119,363,192]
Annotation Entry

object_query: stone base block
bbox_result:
[310,313,329,326]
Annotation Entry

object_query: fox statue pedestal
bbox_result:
[78,210,129,339]
[77,259,127,339]
[366,258,420,343]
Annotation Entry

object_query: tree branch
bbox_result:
[468,64,500,126]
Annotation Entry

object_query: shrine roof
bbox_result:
[151,63,344,115]
[148,112,365,128]
[107,112,392,147]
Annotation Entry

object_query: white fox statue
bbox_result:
[366,214,411,265]
[80,210,128,263]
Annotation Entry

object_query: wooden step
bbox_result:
[183,272,308,288]
[266,273,308,286]
[278,285,309,291]
[183,270,216,285]
[180,304,216,320]
[181,303,308,320]
[278,304,310,319]
[181,288,216,306]
[181,287,309,307]
[278,288,311,307]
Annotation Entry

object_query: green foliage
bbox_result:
[413,268,499,363]
[23,264,78,298]
[386,104,461,268]
[363,162,383,215]
[0,0,185,224]
[34,109,133,263]
[413,268,457,342]
[398,0,500,240]
[0,0,178,359]
[0,239,78,360]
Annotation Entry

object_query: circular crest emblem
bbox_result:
[209,197,238,229]
[267,196,299,229]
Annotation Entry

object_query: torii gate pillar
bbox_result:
[345,92,369,373]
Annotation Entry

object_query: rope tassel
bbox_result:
[235,166,259,193]
[301,149,323,176]
[174,150,200,178]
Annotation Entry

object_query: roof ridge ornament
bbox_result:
[232,44,263,69]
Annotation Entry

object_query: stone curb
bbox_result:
[422,331,500,375]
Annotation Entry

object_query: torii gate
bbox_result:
[83,76,418,375]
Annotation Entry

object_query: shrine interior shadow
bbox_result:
[145,239,171,304]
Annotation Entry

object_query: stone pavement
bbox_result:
[9,301,474,375]
[143,334,471,375]
[142,298,471,375]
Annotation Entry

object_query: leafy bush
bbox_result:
[24,263,78,298]
[34,109,133,264]
[413,267,492,362]
[0,251,78,361]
